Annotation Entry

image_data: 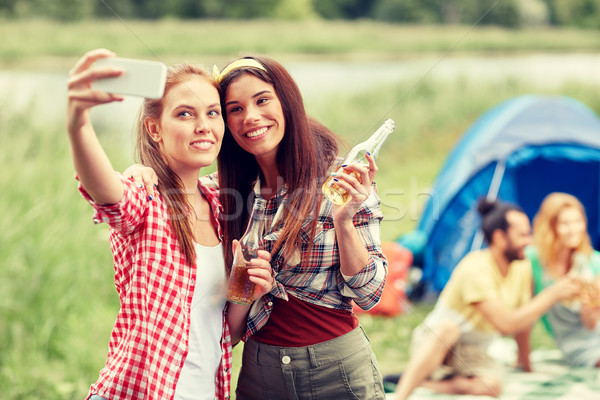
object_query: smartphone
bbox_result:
[91,57,167,99]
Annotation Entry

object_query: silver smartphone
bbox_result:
[91,57,167,99]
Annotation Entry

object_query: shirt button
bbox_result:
[267,301,273,307]
[191,279,195,286]
[282,355,291,364]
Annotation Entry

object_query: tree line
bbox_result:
[2,0,600,28]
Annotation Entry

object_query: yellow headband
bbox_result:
[212,59,267,84]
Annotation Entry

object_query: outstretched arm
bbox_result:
[67,48,125,205]
[474,275,580,335]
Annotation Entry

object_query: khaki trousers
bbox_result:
[236,326,385,400]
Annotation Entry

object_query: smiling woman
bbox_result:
[223,74,286,165]
[216,55,388,400]
[527,192,600,368]
[65,49,274,400]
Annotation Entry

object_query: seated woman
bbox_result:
[527,192,600,367]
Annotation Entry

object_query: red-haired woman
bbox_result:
[527,192,600,367]
[67,49,273,400]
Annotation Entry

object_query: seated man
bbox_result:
[394,198,580,400]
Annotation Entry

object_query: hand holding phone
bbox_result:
[91,57,167,99]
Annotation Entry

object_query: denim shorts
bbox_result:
[236,326,385,400]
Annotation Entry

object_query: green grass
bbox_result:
[2,19,599,399]
[2,18,600,69]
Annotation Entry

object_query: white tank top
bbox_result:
[174,242,226,400]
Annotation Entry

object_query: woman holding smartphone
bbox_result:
[66,49,273,400]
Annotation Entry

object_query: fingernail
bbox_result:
[148,195,153,201]
[331,172,338,177]
[341,164,347,167]
[333,178,339,182]
[366,151,371,156]
[154,184,158,188]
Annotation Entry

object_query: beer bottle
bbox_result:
[322,119,396,205]
[226,197,267,305]
[571,252,600,307]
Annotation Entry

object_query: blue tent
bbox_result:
[406,95,600,296]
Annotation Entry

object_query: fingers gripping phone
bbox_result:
[91,57,167,99]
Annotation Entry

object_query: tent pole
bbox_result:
[470,160,507,251]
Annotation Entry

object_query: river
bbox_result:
[2,53,600,129]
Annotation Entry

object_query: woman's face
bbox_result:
[224,74,285,163]
[150,75,224,175]
[555,206,586,249]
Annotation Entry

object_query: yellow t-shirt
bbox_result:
[425,249,532,341]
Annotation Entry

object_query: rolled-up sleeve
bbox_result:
[338,188,387,310]
[77,173,148,235]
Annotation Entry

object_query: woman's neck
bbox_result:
[553,246,574,275]
[177,169,201,194]
[256,157,283,200]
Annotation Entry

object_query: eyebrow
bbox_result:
[225,90,271,107]
[173,103,221,111]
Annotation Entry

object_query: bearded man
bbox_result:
[394,198,580,400]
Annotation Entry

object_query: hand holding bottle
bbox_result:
[226,197,268,305]
[550,275,582,306]
[231,240,274,300]
[580,277,600,308]
[329,153,378,220]
[570,252,600,307]
[322,119,395,206]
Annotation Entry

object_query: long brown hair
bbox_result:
[217,55,339,268]
[135,63,218,266]
[533,192,593,270]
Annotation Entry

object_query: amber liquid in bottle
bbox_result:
[322,119,396,205]
[226,198,266,305]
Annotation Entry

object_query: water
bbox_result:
[3,53,600,131]
[0,70,143,130]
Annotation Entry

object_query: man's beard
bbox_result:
[504,246,523,263]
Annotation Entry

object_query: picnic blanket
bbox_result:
[385,342,600,400]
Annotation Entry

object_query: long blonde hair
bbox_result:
[135,64,219,266]
[533,192,593,270]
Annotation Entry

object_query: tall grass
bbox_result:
[0,106,114,397]
[2,19,600,69]
[2,74,596,398]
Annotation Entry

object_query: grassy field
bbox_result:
[3,18,600,69]
[1,19,599,399]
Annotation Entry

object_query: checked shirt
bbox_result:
[79,174,232,400]
[242,177,388,340]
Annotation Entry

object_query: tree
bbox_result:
[272,0,316,20]
[94,0,134,19]
[15,0,94,20]
[0,0,18,16]
[314,0,374,19]
[372,0,442,23]
[546,0,600,28]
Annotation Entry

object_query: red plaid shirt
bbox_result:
[79,174,232,400]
